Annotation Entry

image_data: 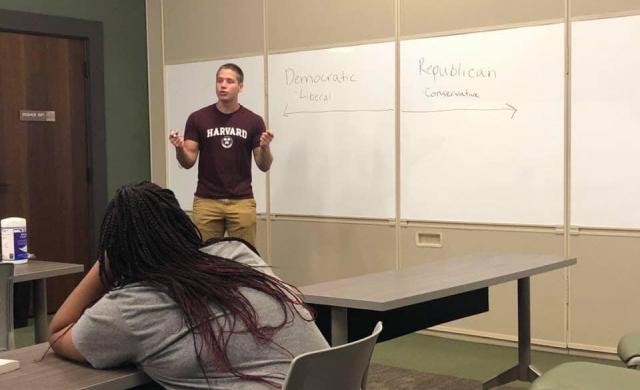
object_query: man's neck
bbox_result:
[216,101,240,114]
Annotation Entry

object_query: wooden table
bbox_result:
[0,343,151,389]
[300,253,576,390]
[14,260,84,343]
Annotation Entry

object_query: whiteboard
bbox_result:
[400,24,564,225]
[572,15,640,229]
[165,57,266,212]
[268,42,395,218]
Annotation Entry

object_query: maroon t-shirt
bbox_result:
[184,104,265,199]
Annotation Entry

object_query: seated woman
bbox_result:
[48,181,329,389]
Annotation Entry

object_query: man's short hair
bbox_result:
[217,63,244,84]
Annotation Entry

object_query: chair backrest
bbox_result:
[0,262,15,351]
[282,321,383,390]
[617,332,640,368]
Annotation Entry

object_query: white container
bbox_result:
[1,217,28,264]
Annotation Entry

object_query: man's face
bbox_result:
[216,68,243,103]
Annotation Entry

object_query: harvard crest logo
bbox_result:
[221,136,233,149]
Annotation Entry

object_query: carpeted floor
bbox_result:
[367,363,522,390]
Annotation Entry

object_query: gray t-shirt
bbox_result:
[72,241,329,389]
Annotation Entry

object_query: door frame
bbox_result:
[0,9,107,256]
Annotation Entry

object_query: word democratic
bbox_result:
[285,68,357,85]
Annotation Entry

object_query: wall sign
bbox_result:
[19,110,56,122]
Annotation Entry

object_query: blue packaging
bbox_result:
[1,217,28,263]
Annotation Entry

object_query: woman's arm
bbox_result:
[48,261,107,363]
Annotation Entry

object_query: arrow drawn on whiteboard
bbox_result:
[283,103,393,117]
[402,103,518,119]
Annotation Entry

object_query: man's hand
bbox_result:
[170,130,199,169]
[169,129,185,148]
[254,130,274,172]
[259,130,274,148]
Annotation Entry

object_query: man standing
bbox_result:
[169,63,273,247]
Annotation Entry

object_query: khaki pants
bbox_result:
[192,197,257,246]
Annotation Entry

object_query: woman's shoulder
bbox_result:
[96,284,179,327]
[102,283,168,305]
[200,239,277,277]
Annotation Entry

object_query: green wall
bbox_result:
[0,0,150,195]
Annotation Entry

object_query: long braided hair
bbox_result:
[96,181,311,387]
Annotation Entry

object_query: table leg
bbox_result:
[34,279,48,343]
[482,277,540,389]
[330,307,348,346]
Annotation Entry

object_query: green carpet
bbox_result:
[368,363,520,390]
[371,333,623,388]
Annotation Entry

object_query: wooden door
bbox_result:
[0,31,90,311]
